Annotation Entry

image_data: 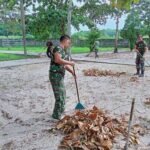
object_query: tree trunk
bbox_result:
[3,3,10,50]
[148,35,150,50]
[114,15,119,53]
[66,0,72,60]
[20,0,27,55]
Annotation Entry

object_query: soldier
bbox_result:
[134,35,147,77]
[46,35,75,120]
[93,40,99,58]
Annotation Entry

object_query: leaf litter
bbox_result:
[54,106,141,150]
[83,69,126,77]
[130,77,139,83]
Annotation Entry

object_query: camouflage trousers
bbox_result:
[49,72,66,119]
[136,54,145,73]
[95,48,99,58]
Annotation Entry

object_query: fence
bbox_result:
[71,39,129,47]
[0,39,59,47]
[0,38,149,48]
[0,38,129,47]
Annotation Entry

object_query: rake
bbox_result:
[73,66,85,110]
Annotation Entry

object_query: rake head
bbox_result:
[75,102,85,110]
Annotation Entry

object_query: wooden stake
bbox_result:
[124,98,135,150]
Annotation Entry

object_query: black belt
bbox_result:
[50,70,65,76]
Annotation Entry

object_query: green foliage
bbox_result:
[72,29,117,41]
[27,0,115,40]
[0,53,36,61]
[120,10,143,50]
[78,0,114,25]
[0,0,22,37]
[27,1,79,40]
[27,7,67,40]
[87,28,101,51]
[110,0,140,9]
[135,0,150,47]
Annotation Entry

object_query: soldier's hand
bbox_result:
[69,61,75,66]
[134,49,137,52]
[72,72,76,78]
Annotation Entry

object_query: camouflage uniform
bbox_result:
[94,41,99,58]
[49,46,66,119]
[135,41,146,75]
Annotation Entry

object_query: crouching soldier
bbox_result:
[134,35,147,77]
[46,35,75,120]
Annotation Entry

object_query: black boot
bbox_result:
[134,68,140,75]
[139,70,144,77]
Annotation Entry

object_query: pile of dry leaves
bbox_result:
[56,106,139,150]
[83,69,126,77]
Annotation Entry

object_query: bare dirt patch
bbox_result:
[0,55,150,150]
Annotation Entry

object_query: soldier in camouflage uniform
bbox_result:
[46,35,75,119]
[94,41,99,58]
[134,35,147,77]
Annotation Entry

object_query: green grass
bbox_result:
[0,53,37,61]
[0,36,22,39]
[0,46,129,54]
[0,46,130,61]
[0,46,44,52]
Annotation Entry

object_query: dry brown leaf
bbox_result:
[101,139,113,150]
[88,112,97,120]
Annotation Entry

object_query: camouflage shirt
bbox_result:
[135,40,146,55]
[50,46,66,75]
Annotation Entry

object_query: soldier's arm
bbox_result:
[145,47,148,52]
[64,65,75,77]
[134,43,138,52]
[144,42,148,52]
[54,52,74,66]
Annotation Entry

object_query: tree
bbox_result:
[121,0,150,50]
[0,0,21,50]
[0,0,34,54]
[87,28,101,52]
[112,9,124,53]
[0,1,17,37]
[134,0,150,49]
[110,0,140,9]
[120,10,143,50]
[78,0,114,26]
[27,0,95,40]
[27,0,115,40]
[20,0,27,55]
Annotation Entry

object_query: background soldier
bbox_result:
[134,35,147,77]
[93,40,99,58]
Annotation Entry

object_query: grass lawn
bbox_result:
[0,53,37,61]
[0,46,130,54]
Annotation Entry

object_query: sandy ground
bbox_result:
[0,53,150,150]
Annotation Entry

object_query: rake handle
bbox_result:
[73,66,80,103]
[136,50,150,65]
[124,98,135,150]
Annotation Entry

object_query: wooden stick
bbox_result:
[124,98,135,150]
[73,66,80,103]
